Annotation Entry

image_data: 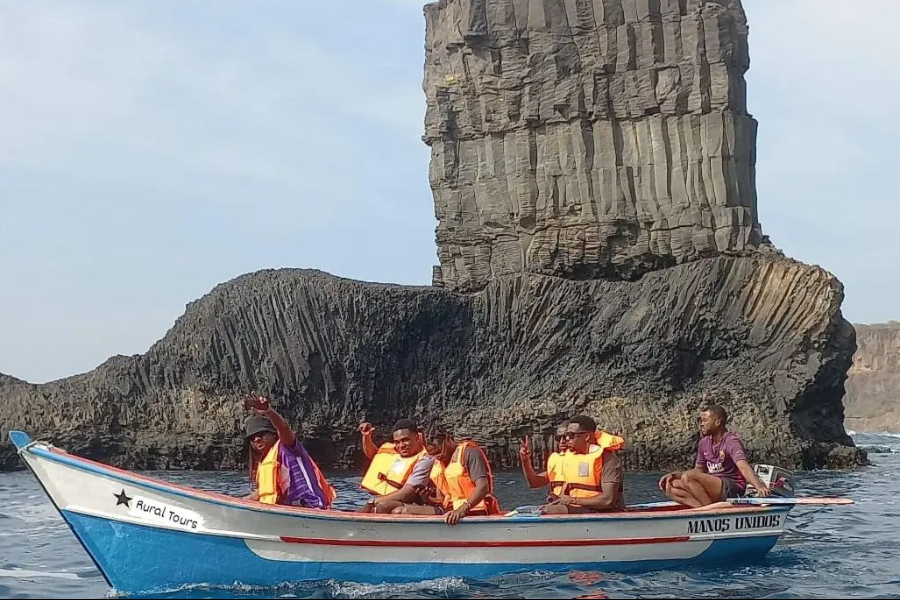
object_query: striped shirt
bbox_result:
[277,440,329,509]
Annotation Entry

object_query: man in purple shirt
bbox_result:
[243,396,333,510]
[658,405,770,508]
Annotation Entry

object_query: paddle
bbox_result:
[629,497,855,509]
[725,496,854,506]
[504,496,854,516]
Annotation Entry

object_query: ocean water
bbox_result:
[1,433,898,599]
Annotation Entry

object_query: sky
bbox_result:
[0,0,898,384]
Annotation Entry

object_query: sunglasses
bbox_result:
[562,430,591,439]
[426,433,448,444]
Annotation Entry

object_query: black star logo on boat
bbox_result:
[113,489,132,508]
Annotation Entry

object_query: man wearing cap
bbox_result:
[243,395,336,510]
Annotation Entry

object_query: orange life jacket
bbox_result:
[429,459,447,495]
[546,451,565,497]
[594,430,624,450]
[556,431,625,499]
[432,441,501,514]
[360,442,428,496]
[256,441,336,508]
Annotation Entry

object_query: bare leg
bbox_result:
[372,498,404,514]
[680,476,713,506]
[681,470,725,506]
[391,504,441,515]
[665,479,703,508]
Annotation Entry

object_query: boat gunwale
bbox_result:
[18,436,793,525]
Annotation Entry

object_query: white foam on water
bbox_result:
[486,570,558,586]
[326,576,469,599]
[106,576,469,599]
[851,431,900,454]
[852,431,900,439]
[0,568,80,580]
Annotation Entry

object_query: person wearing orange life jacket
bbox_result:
[539,415,626,514]
[357,419,435,514]
[520,420,571,501]
[393,425,501,525]
[242,395,335,510]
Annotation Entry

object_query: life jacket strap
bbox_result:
[563,482,602,493]
[377,472,405,490]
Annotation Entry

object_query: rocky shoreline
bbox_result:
[0,256,866,473]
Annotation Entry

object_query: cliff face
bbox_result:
[425,0,764,292]
[0,0,864,473]
[844,323,900,433]
[0,258,863,472]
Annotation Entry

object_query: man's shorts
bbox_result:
[720,477,746,500]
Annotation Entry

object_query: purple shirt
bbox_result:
[278,440,329,509]
[695,432,748,489]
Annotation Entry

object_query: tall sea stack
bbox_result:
[0,0,865,473]
[426,0,761,292]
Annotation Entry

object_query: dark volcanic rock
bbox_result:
[425,0,766,293]
[0,257,865,472]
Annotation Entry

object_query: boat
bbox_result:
[8,430,853,597]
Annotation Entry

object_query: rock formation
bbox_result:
[0,0,865,473]
[0,259,863,473]
[425,0,763,292]
[844,322,900,433]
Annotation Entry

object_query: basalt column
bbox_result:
[424,0,763,292]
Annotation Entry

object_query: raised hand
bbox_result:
[244,395,271,415]
[358,422,375,436]
[519,436,532,461]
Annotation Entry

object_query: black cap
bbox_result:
[244,415,276,439]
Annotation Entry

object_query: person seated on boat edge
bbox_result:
[519,420,571,501]
[428,426,502,524]
[392,425,501,525]
[357,419,435,514]
[657,404,771,508]
[242,395,336,510]
[538,415,626,514]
